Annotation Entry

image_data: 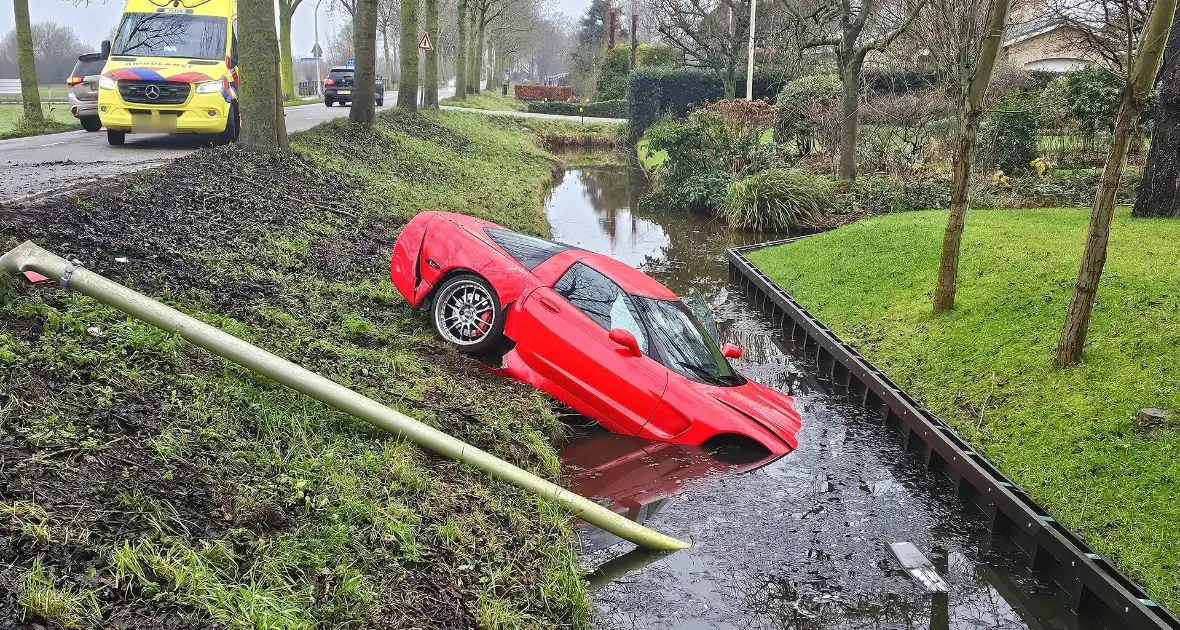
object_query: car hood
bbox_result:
[708,381,802,451]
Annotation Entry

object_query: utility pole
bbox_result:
[745,0,756,100]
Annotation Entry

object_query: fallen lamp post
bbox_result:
[0,241,690,552]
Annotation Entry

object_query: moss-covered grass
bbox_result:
[441,90,527,112]
[0,109,588,628]
[748,207,1180,610]
[0,104,75,139]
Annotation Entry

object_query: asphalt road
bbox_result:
[0,94,398,204]
[0,86,633,205]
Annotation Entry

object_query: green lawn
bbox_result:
[441,89,527,112]
[749,207,1180,610]
[0,103,76,139]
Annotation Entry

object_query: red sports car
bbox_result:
[390,211,802,455]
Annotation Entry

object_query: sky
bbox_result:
[0,0,588,54]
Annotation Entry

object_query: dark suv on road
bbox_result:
[324,67,385,107]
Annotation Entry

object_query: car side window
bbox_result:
[230,19,238,67]
[553,263,648,353]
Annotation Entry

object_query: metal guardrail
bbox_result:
[727,238,1180,630]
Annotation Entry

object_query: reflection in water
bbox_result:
[548,165,1104,630]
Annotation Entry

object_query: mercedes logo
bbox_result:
[144,85,161,100]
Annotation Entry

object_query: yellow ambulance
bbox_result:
[98,0,239,146]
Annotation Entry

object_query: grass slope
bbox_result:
[441,91,527,112]
[749,207,1180,609]
[0,109,587,628]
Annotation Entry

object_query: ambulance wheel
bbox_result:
[215,103,239,146]
[106,130,125,146]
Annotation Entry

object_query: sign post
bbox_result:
[418,32,433,107]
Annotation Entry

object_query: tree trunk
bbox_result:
[279,12,295,98]
[1134,6,1180,217]
[456,0,467,99]
[474,18,486,93]
[424,0,439,106]
[1057,0,1178,367]
[486,43,499,91]
[397,0,419,110]
[933,0,1013,313]
[722,62,736,99]
[238,0,290,153]
[382,27,394,87]
[351,0,378,124]
[837,56,863,181]
[13,0,42,124]
[630,12,638,68]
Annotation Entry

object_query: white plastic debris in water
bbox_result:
[115,257,129,263]
[889,542,950,593]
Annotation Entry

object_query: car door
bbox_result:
[513,261,669,435]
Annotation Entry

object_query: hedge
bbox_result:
[628,69,723,142]
[526,99,627,118]
[514,84,573,101]
[861,69,939,95]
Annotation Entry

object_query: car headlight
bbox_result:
[195,80,223,94]
[98,75,116,91]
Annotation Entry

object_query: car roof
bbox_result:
[329,66,354,72]
[430,211,679,301]
[575,251,678,300]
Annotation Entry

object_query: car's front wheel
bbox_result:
[430,274,505,354]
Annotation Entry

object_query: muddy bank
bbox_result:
[0,111,588,628]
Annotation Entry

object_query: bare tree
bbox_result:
[792,0,929,180]
[11,0,41,124]
[1057,0,1177,367]
[352,0,380,123]
[277,0,307,98]
[646,0,762,98]
[398,0,421,109]
[932,0,1015,313]
[378,0,401,83]
[456,0,469,97]
[1043,0,1152,74]
[238,0,290,153]
[426,0,440,105]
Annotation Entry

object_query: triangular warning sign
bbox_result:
[418,31,434,51]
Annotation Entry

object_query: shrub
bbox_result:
[722,169,836,230]
[775,74,843,156]
[635,44,683,68]
[981,100,1039,175]
[859,89,954,175]
[1064,67,1121,139]
[514,84,573,101]
[861,69,938,95]
[700,99,776,138]
[526,99,627,118]
[596,46,632,101]
[627,69,724,142]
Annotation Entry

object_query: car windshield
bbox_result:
[637,298,742,386]
[112,13,227,60]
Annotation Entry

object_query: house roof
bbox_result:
[1005,15,1068,47]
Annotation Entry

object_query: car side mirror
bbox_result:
[101,40,111,59]
[609,328,642,357]
[721,344,742,359]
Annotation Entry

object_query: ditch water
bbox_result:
[544,165,1106,630]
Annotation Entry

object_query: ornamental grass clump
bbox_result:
[723,169,835,230]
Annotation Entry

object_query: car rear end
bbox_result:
[67,53,105,131]
[324,68,356,105]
